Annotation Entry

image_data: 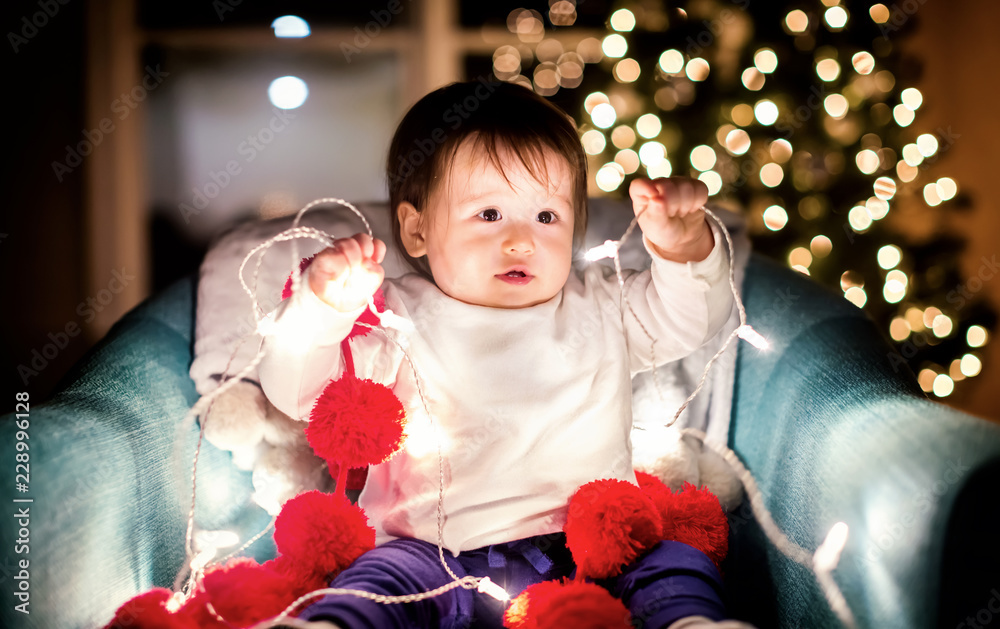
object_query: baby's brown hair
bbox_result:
[386,79,588,278]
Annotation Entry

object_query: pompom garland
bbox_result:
[182,558,299,629]
[307,375,407,469]
[564,479,664,579]
[658,481,729,568]
[104,588,196,629]
[503,579,631,629]
[272,490,376,585]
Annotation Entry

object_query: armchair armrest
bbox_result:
[726,254,1000,629]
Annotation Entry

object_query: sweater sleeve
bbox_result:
[622,219,734,374]
[257,266,367,421]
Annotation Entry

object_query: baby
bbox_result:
[259,81,746,629]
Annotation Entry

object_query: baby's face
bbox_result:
[417,141,576,309]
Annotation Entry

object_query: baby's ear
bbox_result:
[397,201,428,257]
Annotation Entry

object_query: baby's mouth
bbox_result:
[503,271,527,278]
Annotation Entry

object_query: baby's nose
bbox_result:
[503,225,534,253]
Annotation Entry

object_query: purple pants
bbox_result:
[299,533,727,629]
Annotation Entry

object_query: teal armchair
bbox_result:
[2,254,998,629]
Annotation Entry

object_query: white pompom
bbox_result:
[632,425,700,491]
[696,446,744,512]
[202,380,267,451]
[251,444,330,515]
[261,399,309,449]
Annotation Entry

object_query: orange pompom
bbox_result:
[659,482,729,568]
[503,579,631,629]
[307,375,406,469]
[273,490,376,585]
[564,479,664,579]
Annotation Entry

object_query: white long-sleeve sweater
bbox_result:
[258,226,733,555]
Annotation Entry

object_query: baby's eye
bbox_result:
[536,211,556,224]
[478,208,501,222]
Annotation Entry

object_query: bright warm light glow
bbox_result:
[271,15,311,38]
[611,125,636,149]
[686,58,711,81]
[690,145,717,171]
[478,577,511,601]
[902,143,924,167]
[698,171,723,195]
[763,205,788,231]
[591,102,617,128]
[647,159,673,178]
[754,100,779,125]
[844,286,867,308]
[785,10,809,33]
[877,245,902,269]
[870,4,891,23]
[602,34,628,58]
[848,206,872,232]
[742,68,766,91]
[754,48,778,73]
[816,58,841,82]
[581,129,606,155]
[897,160,918,182]
[937,177,958,200]
[770,139,793,162]
[923,183,943,206]
[659,49,684,74]
[268,76,309,109]
[615,149,640,174]
[916,133,939,157]
[856,149,880,174]
[901,87,924,110]
[738,325,770,349]
[789,246,812,268]
[725,129,751,155]
[824,94,849,119]
[893,104,915,127]
[760,163,784,187]
[874,176,897,200]
[613,58,641,82]
[852,51,875,75]
[961,354,983,377]
[585,239,619,261]
[890,317,910,341]
[932,314,954,338]
[610,8,636,31]
[933,374,954,397]
[638,141,667,166]
[866,197,889,220]
[967,325,988,347]
[596,162,625,191]
[810,235,833,257]
[824,6,849,29]
[636,114,662,138]
[814,522,849,573]
[731,104,754,126]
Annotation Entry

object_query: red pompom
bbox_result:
[282,256,385,340]
[273,490,376,585]
[659,482,729,568]
[503,579,631,629]
[181,558,299,629]
[104,588,195,629]
[307,375,406,469]
[564,479,664,579]
[634,470,673,516]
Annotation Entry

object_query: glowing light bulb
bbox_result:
[478,577,511,601]
[585,239,619,261]
[814,522,849,573]
[738,325,769,349]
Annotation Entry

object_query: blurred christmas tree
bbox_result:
[476,0,995,400]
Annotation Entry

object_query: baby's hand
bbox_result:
[629,177,713,263]
[309,233,386,312]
